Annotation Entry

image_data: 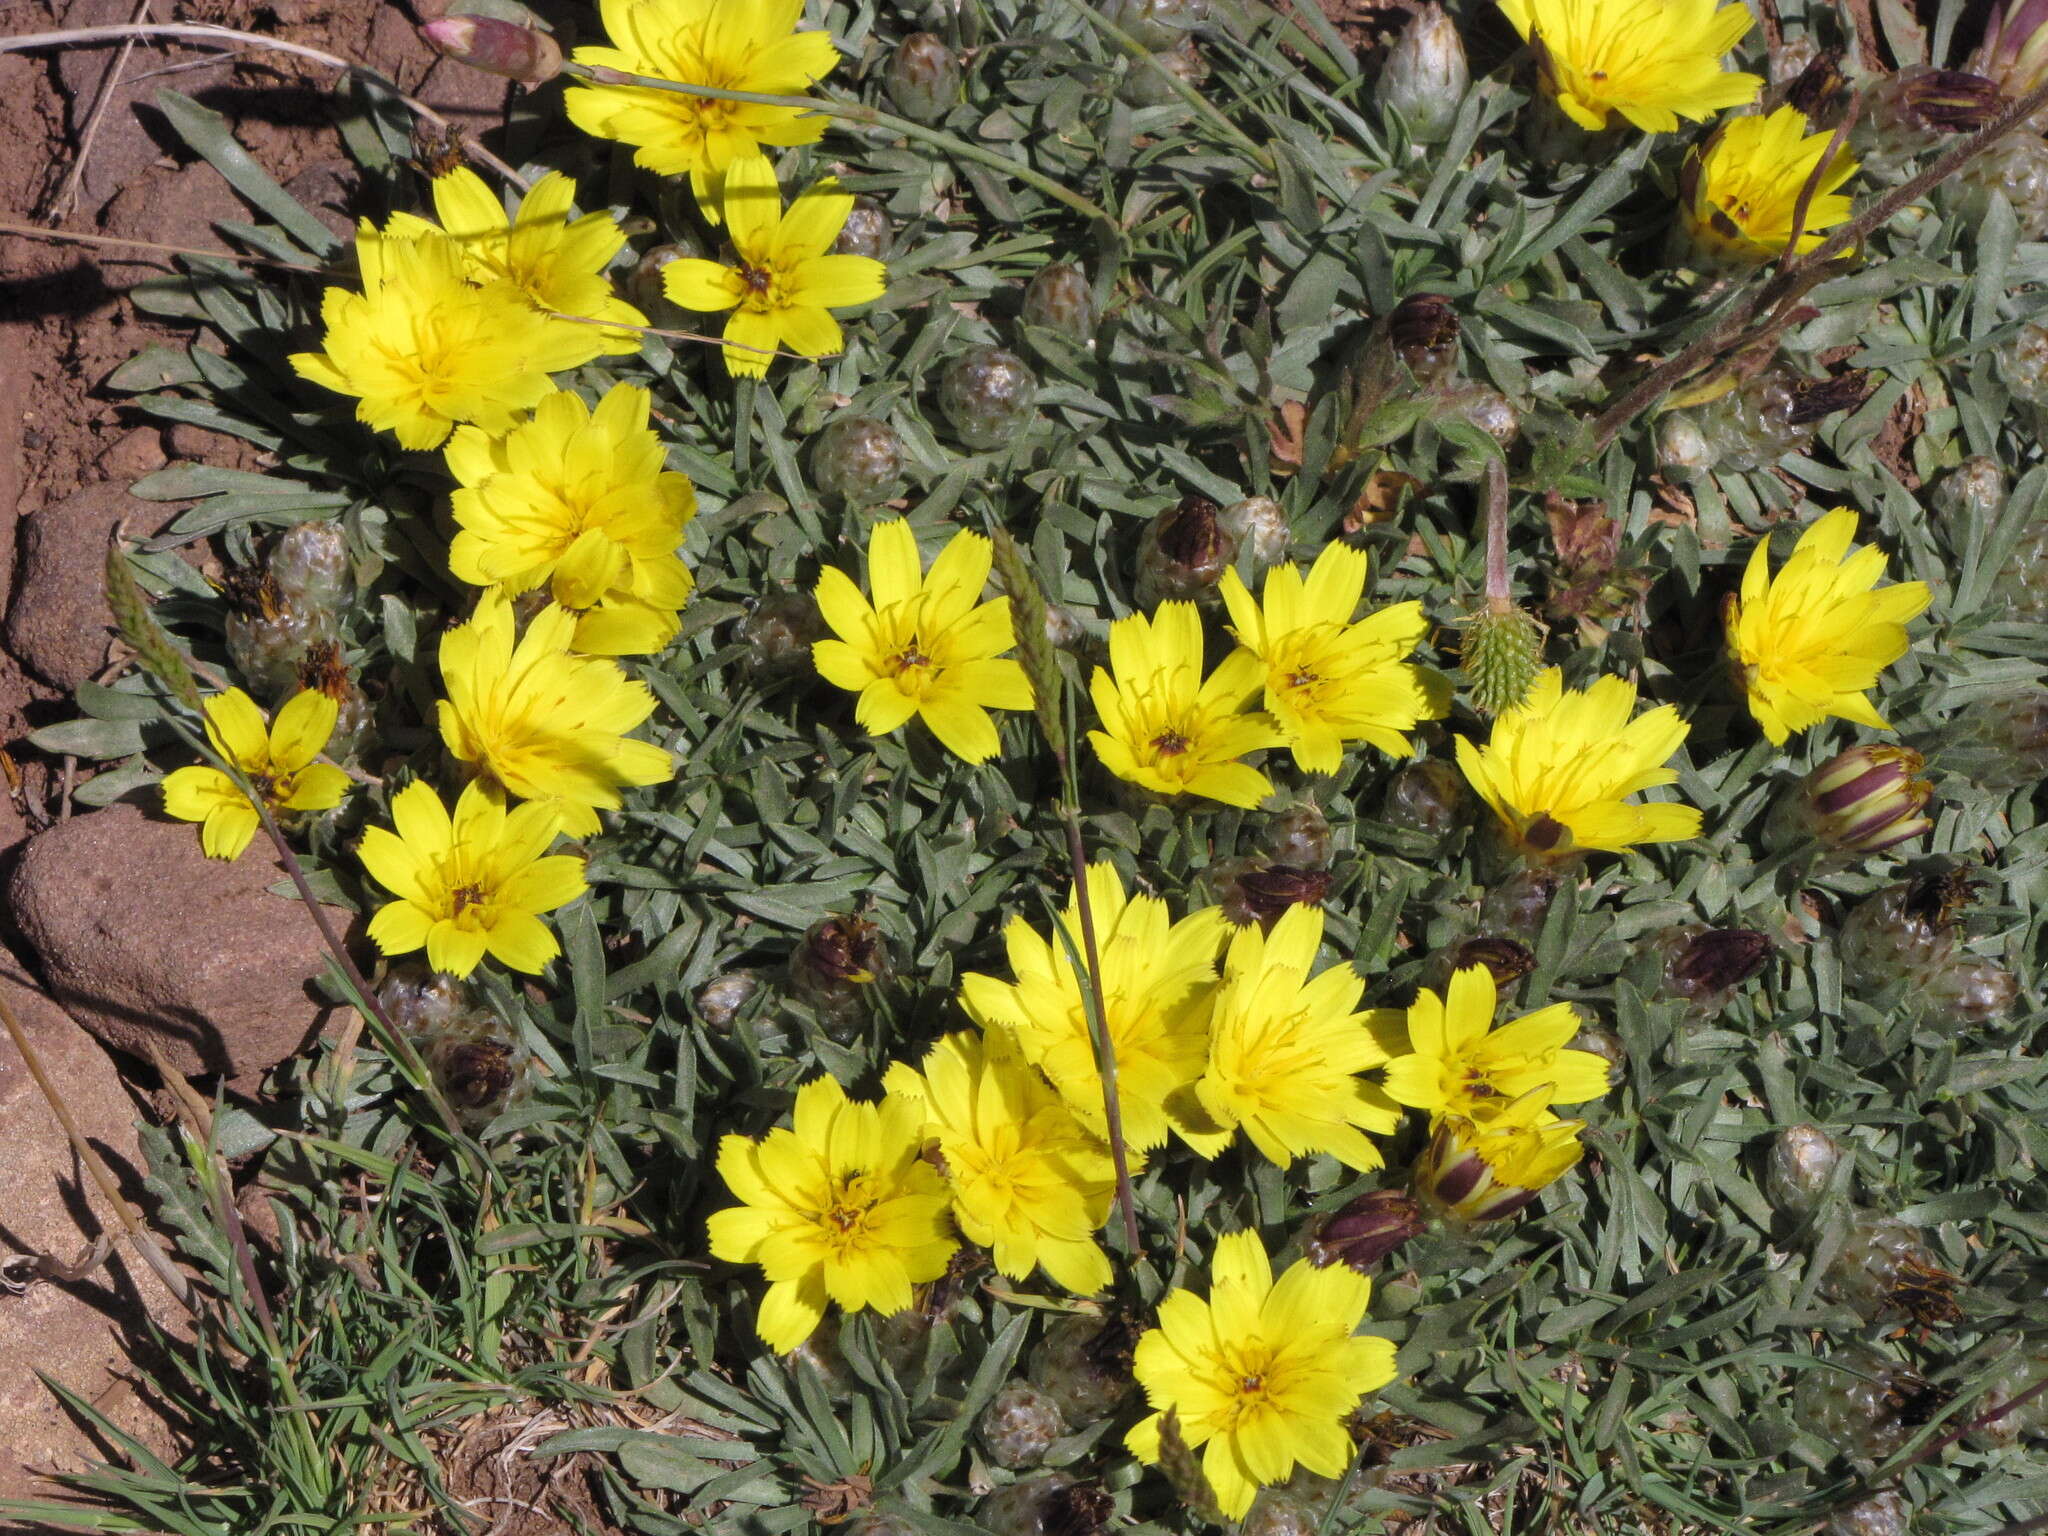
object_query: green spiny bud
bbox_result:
[1823,1209,1962,1327]
[1921,955,2019,1027]
[1261,800,1332,868]
[694,971,761,1030]
[1377,3,1469,144]
[1460,603,1543,716]
[1026,1313,1137,1423]
[105,537,203,714]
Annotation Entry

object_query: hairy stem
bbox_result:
[1483,455,1511,611]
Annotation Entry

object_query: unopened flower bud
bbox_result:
[1442,384,1520,448]
[833,196,890,259]
[1480,866,1564,937]
[1978,0,2048,96]
[938,345,1038,450]
[1261,801,1332,868]
[1234,865,1333,927]
[1307,1188,1426,1270]
[1021,262,1096,343]
[1947,689,2048,788]
[418,16,563,85]
[378,961,478,1038]
[1412,1108,1584,1224]
[1218,495,1289,570]
[1785,49,1850,121]
[1656,411,1716,479]
[1461,604,1543,718]
[1891,68,2004,131]
[1383,758,1466,835]
[1838,870,1971,989]
[809,415,905,506]
[741,590,826,677]
[1660,925,1772,1003]
[1571,1025,1625,1084]
[1958,133,2048,239]
[1444,936,1535,986]
[1116,41,1208,108]
[1763,1123,1843,1218]
[1802,745,1934,854]
[789,916,889,1042]
[1922,956,2019,1027]
[294,638,373,761]
[1376,4,1469,144]
[885,33,961,123]
[1387,293,1461,385]
[1931,455,2008,523]
[694,971,761,1030]
[1136,494,1237,605]
[1826,1492,1910,1536]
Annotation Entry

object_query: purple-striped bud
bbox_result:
[1977,0,2048,96]
[1801,745,1934,853]
[1661,926,1772,1001]
[417,16,562,85]
[1411,1107,1585,1225]
[1305,1188,1425,1271]
[1444,936,1535,986]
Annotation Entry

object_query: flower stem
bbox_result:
[1483,455,1511,613]
[560,61,1118,230]
[1058,0,1275,173]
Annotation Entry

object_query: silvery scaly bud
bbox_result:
[1136,494,1237,605]
[740,591,826,678]
[1382,758,1466,835]
[1922,957,2020,1027]
[885,33,961,123]
[1659,926,1772,1005]
[1109,0,1211,49]
[833,197,890,259]
[1801,746,1934,854]
[1021,262,1096,343]
[1376,5,1469,144]
[1656,411,1716,480]
[1764,1124,1843,1218]
[1826,1492,1910,1536]
[1233,865,1333,928]
[1117,40,1207,108]
[1218,495,1289,570]
[1931,455,2007,522]
[694,971,760,1030]
[1306,1189,1425,1271]
[417,16,563,85]
[1261,801,1332,868]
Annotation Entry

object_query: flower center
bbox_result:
[820,1172,884,1249]
[1150,729,1190,756]
[452,883,487,916]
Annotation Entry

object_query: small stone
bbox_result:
[5,480,178,689]
[8,803,360,1077]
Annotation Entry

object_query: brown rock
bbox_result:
[99,160,247,274]
[0,954,183,1501]
[9,802,360,1078]
[3,478,177,690]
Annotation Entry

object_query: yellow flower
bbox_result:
[960,860,1229,1158]
[812,519,1033,763]
[1412,1090,1587,1223]
[565,0,839,214]
[446,385,697,656]
[1193,906,1401,1172]
[1379,964,1611,1122]
[1455,667,1702,860]
[1219,543,1446,773]
[1496,0,1762,132]
[1126,1229,1396,1520]
[1681,107,1858,264]
[1723,507,1932,745]
[661,157,887,377]
[387,168,647,361]
[437,592,673,837]
[161,688,350,860]
[289,222,588,450]
[706,1076,958,1353]
[357,779,587,978]
[1088,602,1285,809]
[884,1031,1116,1296]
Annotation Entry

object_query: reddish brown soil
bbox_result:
[0,0,510,864]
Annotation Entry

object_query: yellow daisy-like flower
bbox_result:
[1219,543,1447,774]
[446,385,697,656]
[1127,1229,1397,1520]
[661,156,887,378]
[1496,0,1762,133]
[1193,905,1401,1172]
[960,860,1229,1158]
[160,688,350,861]
[706,1075,958,1353]
[1455,667,1703,861]
[1723,507,1933,745]
[289,222,588,451]
[1088,602,1285,810]
[1413,1089,1588,1223]
[1681,107,1858,264]
[1379,964,1612,1122]
[437,592,674,837]
[387,168,647,362]
[812,518,1034,764]
[565,0,839,214]
[884,1030,1116,1297]
[357,779,587,978]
